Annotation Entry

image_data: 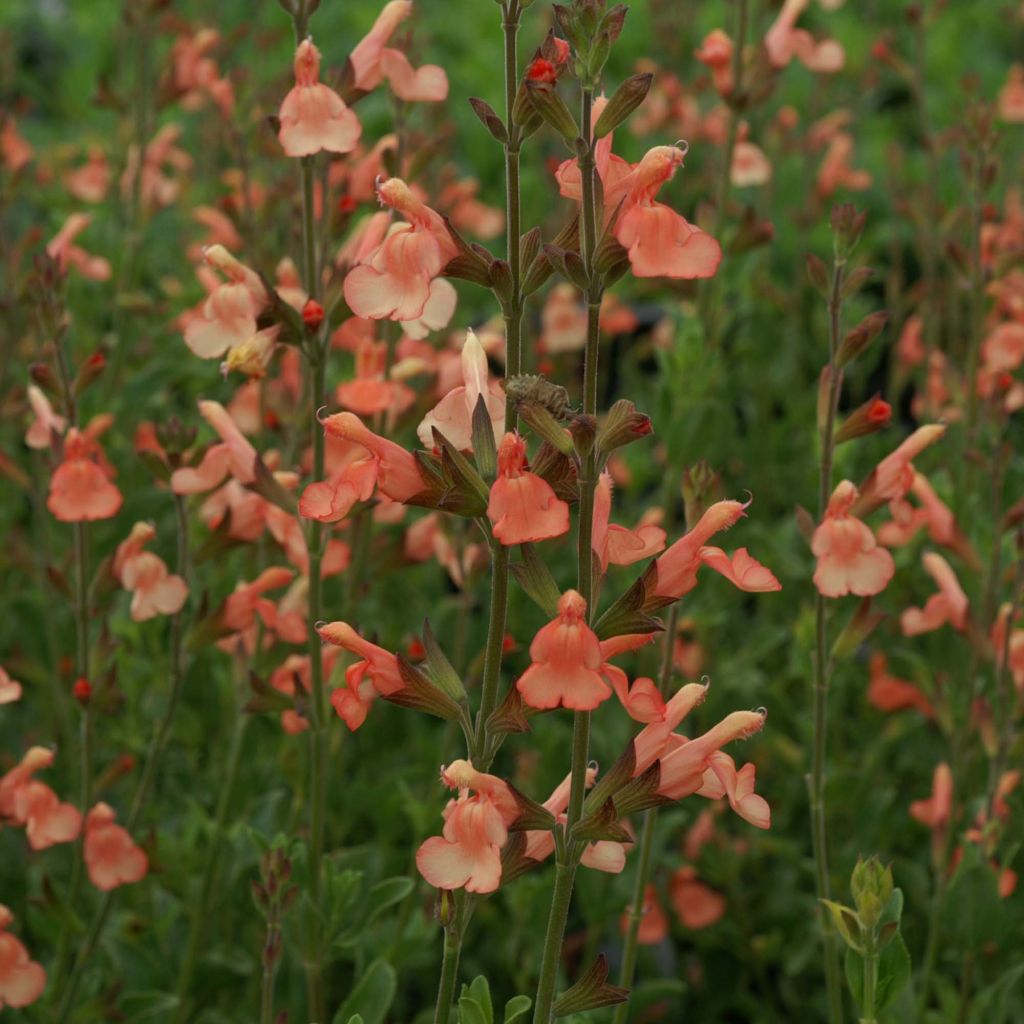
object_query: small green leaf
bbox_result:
[844,931,911,1015]
[466,976,493,1021]
[503,996,532,1023]
[333,960,397,1024]
[365,876,415,926]
[458,995,490,1024]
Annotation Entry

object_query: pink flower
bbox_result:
[47,429,123,522]
[816,132,871,198]
[592,472,666,573]
[417,329,505,452]
[695,30,734,96]
[670,867,726,929]
[299,455,378,523]
[0,667,22,705]
[319,621,404,730]
[910,763,953,834]
[651,499,779,600]
[812,480,895,598]
[487,433,570,546]
[866,652,933,718]
[113,523,188,622]
[24,385,66,451]
[343,178,458,324]
[321,411,426,503]
[516,591,614,711]
[336,339,414,418]
[349,1,448,102]
[171,400,260,494]
[0,906,46,1010]
[46,213,111,281]
[278,40,361,157]
[223,566,296,634]
[901,552,969,636]
[855,424,946,514]
[83,803,148,891]
[704,752,771,828]
[416,760,518,894]
[764,0,845,73]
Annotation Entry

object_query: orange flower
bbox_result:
[46,213,111,281]
[83,803,148,891]
[47,428,123,523]
[0,906,46,1009]
[812,480,895,597]
[764,0,845,73]
[0,666,22,705]
[621,885,669,944]
[516,591,613,711]
[901,552,969,636]
[343,177,458,325]
[592,472,666,573]
[171,400,260,494]
[417,329,504,452]
[487,433,570,546]
[321,411,425,503]
[278,40,361,157]
[113,523,188,622]
[319,621,404,730]
[866,653,933,718]
[349,1,448,102]
[669,867,726,930]
[703,752,771,829]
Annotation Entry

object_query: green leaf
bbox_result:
[458,996,490,1024]
[844,932,911,1015]
[333,960,397,1024]
[943,856,1006,950]
[503,996,532,1023]
[345,1017,365,1024]
[365,876,415,927]
[969,963,1024,1024]
[466,976,494,1021]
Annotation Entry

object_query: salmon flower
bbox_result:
[349,1,449,102]
[278,40,361,157]
[47,428,123,522]
[866,652,934,718]
[66,147,111,203]
[854,424,946,515]
[318,621,404,730]
[321,411,425,503]
[523,767,628,874]
[703,752,771,828]
[336,338,415,418]
[910,762,953,863]
[649,499,780,601]
[416,760,518,894]
[0,667,22,705]
[1,749,83,852]
[343,177,458,324]
[299,454,378,523]
[171,400,260,494]
[901,552,969,636]
[670,867,726,930]
[24,385,66,451]
[764,0,845,73]
[876,472,960,551]
[223,566,297,635]
[83,803,148,891]
[417,329,505,451]
[46,213,111,281]
[998,64,1024,123]
[113,523,188,622]
[487,433,570,546]
[991,605,1024,694]
[0,906,46,1010]
[592,472,666,573]
[695,29,734,96]
[812,480,895,598]
[621,885,669,944]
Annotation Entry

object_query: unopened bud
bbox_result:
[302,299,324,331]
[593,72,652,138]
[834,395,892,445]
[837,311,889,367]
[597,399,652,454]
[72,677,92,705]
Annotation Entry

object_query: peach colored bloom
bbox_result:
[901,552,969,636]
[66,148,110,203]
[910,762,953,861]
[417,329,505,451]
[670,867,726,929]
[0,906,46,1010]
[877,473,958,550]
[764,0,845,73]
[487,433,570,546]
[0,748,54,818]
[539,283,587,354]
[0,667,21,705]
[113,523,188,621]
[621,885,669,944]
[83,803,148,891]
[592,472,666,573]
[854,424,946,514]
[816,132,871,197]
[812,480,895,597]
[998,64,1024,123]
[695,30,734,96]
[349,1,448,102]
[895,315,926,370]
[991,605,1024,694]
[223,566,295,634]
[866,653,933,718]
[343,178,458,324]
[731,139,772,187]
[278,40,361,157]
[982,322,1024,374]
[656,710,767,801]
[47,429,123,522]
[319,622,404,729]
[439,178,505,240]
[171,400,260,493]
[1,117,33,173]
[321,411,425,502]
[516,591,615,711]
[336,339,414,418]
[704,752,770,828]
[416,760,518,893]
[12,782,82,850]
[299,455,378,523]
[46,213,111,281]
[24,385,66,451]
[651,499,780,599]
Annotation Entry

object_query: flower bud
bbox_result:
[834,395,892,445]
[593,72,653,138]
[836,311,889,367]
[597,399,652,454]
[831,203,866,258]
[850,856,893,930]
[72,677,92,705]
[302,298,324,331]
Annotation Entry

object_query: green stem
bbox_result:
[861,950,879,1024]
[55,497,192,1021]
[532,862,577,1024]
[809,259,845,1024]
[612,607,679,1024]
[171,709,249,1024]
[474,542,510,768]
[261,907,282,1024]
[433,895,469,1024]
